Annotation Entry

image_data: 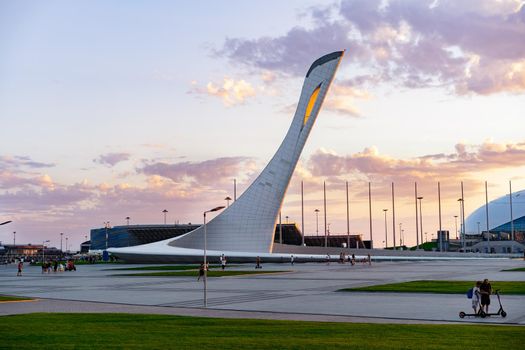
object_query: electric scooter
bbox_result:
[483,290,507,318]
[459,308,486,319]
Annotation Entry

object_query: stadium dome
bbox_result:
[465,189,525,236]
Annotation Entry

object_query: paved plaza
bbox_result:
[1,259,524,324]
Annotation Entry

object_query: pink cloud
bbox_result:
[93,152,131,167]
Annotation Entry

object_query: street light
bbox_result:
[383,209,388,249]
[104,221,111,250]
[458,198,464,250]
[224,196,232,208]
[454,215,458,240]
[65,237,68,253]
[314,209,320,236]
[399,223,403,248]
[162,209,168,225]
[42,240,50,263]
[203,205,225,307]
[126,216,130,226]
[285,216,289,224]
[13,231,16,245]
[417,196,423,249]
[60,232,64,252]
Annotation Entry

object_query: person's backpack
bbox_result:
[466,288,473,299]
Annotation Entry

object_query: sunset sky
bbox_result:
[1,0,525,250]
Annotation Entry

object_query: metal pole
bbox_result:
[315,209,319,236]
[485,181,490,253]
[301,180,305,247]
[324,181,327,248]
[383,209,388,248]
[415,182,419,248]
[461,181,465,251]
[368,182,373,249]
[418,197,423,249]
[346,181,350,249]
[510,180,514,250]
[13,231,16,245]
[392,182,396,250]
[454,216,458,240]
[60,232,63,252]
[203,212,207,307]
[438,182,442,251]
[279,212,282,244]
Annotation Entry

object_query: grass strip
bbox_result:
[0,295,32,302]
[0,313,523,350]
[113,270,288,277]
[502,267,525,272]
[339,280,525,295]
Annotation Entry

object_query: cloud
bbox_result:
[218,0,525,95]
[323,83,371,117]
[307,139,525,196]
[93,152,131,167]
[139,156,258,187]
[189,78,256,106]
[0,155,55,169]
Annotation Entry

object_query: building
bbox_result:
[464,189,525,253]
[90,224,201,250]
[109,51,345,263]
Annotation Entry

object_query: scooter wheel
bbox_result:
[459,312,465,318]
[501,310,507,318]
[480,311,486,318]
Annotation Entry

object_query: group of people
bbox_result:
[41,259,76,273]
[471,279,493,314]
[326,252,372,266]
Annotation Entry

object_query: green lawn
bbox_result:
[0,295,32,302]
[114,270,288,277]
[502,267,525,272]
[339,280,525,295]
[0,313,523,349]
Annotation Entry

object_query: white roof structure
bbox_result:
[110,51,344,261]
[464,189,525,235]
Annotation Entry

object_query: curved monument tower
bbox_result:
[109,51,344,261]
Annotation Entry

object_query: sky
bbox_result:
[1,0,525,251]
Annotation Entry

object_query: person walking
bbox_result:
[290,255,294,266]
[17,261,23,276]
[197,263,205,281]
[255,256,262,269]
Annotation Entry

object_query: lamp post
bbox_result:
[224,196,232,208]
[203,205,225,307]
[417,196,423,249]
[425,232,428,243]
[285,216,289,224]
[458,198,464,250]
[13,231,16,245]
[162,209,168,225]
[126,216,130,226]
[454,215,458,240]
[383,209,388,248]
[60,232,64,252]
[42,240,50,263]
[314,209,320,236]
[399,223,402,248]
[104,221,110,250]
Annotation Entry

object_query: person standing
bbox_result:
[220,254,227,271]
[472,281,482,314]
[255,256,262,269]
[17,261,23,276]
[290,255,294,266]
[480,279,492,313]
